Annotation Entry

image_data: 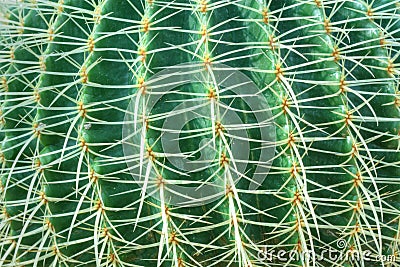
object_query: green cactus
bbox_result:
[0,0,399,266]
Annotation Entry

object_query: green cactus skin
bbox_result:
[0,0,399,267]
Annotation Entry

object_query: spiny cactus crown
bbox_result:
[0,0,399,266]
